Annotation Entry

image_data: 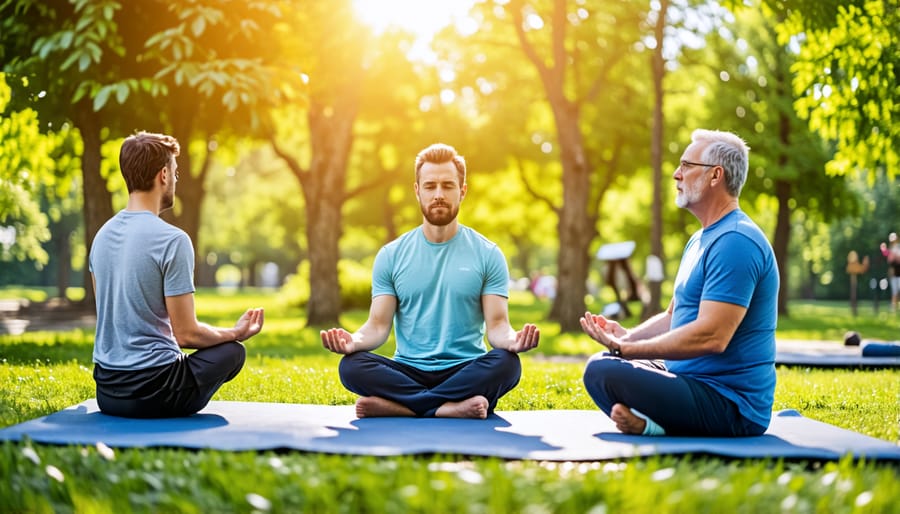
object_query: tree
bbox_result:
[0,75,51,266]
[2,0,129,305]
[268,2,429,325]
[138,1,300,274]
[772,0,899,178]
[699,6,854,315]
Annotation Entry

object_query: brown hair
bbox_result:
[414,143,466,186]
[119,131,180,193]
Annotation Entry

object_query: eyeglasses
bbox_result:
[679,160,718,170]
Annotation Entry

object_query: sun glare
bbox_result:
[352,0,477,40]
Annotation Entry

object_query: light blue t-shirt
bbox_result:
[89,210,195,371]
[372,225,509,371]
[667,209,779,429]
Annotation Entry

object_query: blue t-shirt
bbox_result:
[666,209,779,429]
[89,210,195,370]
[372,225,509,371]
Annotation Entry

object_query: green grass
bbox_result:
[1,288,898,513]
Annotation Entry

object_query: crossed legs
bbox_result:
[582,353,766,437]
[338,349,521,419]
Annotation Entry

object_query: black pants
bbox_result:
[94,341,246,418]
[582,353,767,436]
[338,349,522,417]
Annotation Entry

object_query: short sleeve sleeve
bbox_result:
[482,244,509,297]
[163,232,195,297]
[701,232,764,308]
[371,246,396,297]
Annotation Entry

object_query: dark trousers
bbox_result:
[94,341,246,418]
[582,353,766,436]
[338,349,522,417]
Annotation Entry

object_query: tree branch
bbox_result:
[509,0,551,79]
[268,132,309,186]
[515,157,559,215]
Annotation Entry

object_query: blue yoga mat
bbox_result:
[776,340,900,368]
[1,400,897,461]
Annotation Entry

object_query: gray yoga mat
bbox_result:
[1,400,898,461]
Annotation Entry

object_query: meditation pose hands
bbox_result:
[579,129,778,438]
[321,143,539,420]
[320,328,356,355]
[90,131,257,419]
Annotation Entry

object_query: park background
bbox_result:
[1,2,900,512]
[1,0,898,330]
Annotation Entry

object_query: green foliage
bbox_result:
[0,75,82,267]
[784,0,900,178]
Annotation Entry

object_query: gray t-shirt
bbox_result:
[89,210,195,370]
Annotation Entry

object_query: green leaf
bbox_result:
[75,15,92,32]
[192,16,206,37]
[78,53,91,72]
[115,83,129,104]
[93,85,112,111]
[59,31,74,49]
[222,90,237,111]
[60,52,79,71]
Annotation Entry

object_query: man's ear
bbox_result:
[158,166,169,186]
[711,166,722,185]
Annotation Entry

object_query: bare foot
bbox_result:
[435,396,489,419]
[610,403,646,434]
[356,396,415,418]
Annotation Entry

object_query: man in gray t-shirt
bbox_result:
[89,131,264,418]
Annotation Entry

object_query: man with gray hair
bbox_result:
[579,129,779,436]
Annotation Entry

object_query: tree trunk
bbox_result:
[773,179,791,315]
[55,231,71,300]
[548,100,594,332]
[161,116,211,277]
[75,105,113,308]
[774,50,792,317]
[644,0,669,320]
[303,102,357,326]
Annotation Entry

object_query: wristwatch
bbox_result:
[609,345,622,357]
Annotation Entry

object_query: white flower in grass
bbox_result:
[246,493,272,511]
[651,467,675,481]
[820,471,838,486]
[96,442,115,460]
[22,446,40,465]
[780,494,797,511]
[855,491,873,507]
[457,469,484,484]
[45,465,64,482]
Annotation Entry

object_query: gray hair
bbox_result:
[692,129,749,197]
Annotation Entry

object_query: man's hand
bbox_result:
[234,308,264,341]
[321,328,357,355]
[580,311,624,353]
[507,323,540,353]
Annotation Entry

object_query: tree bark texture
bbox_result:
[75,105,113,308]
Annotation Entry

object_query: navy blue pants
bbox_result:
[339,349,522,417]
[582,353,766,436]
[94,341,246,418]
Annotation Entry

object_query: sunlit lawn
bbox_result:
[1,288,898,512]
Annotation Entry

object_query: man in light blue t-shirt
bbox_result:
[580,129,778,437]
[321,143,540,419]
[90,131,264,418]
